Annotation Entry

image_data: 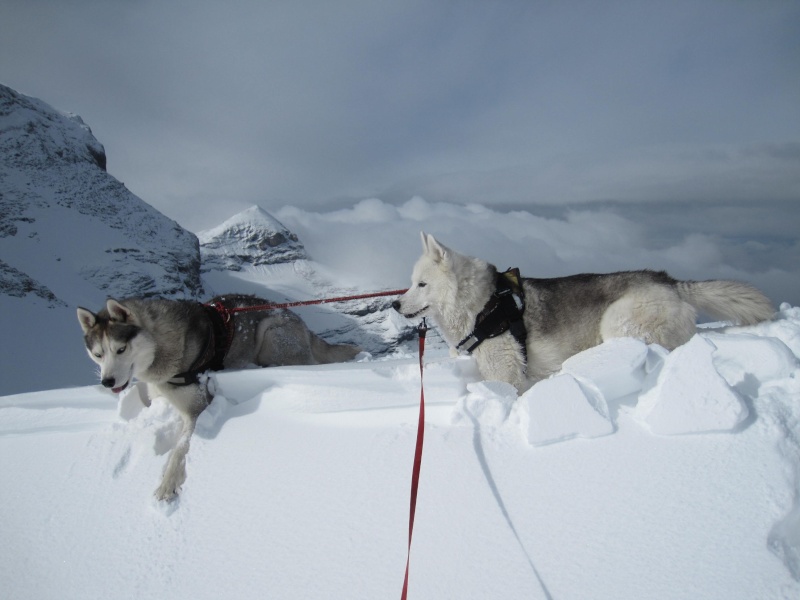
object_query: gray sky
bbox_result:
[2,0,798,233]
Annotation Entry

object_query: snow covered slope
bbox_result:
[0,84,202,303]
[198,204,419,358]
[1,306,799,599]
[200,254,420,359]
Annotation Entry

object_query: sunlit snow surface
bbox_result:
[1,306,799,599]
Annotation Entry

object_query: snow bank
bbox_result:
[520,304,799,443]
[635,335,750,435]
[523,374,615,445]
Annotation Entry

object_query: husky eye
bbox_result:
[116,346,127,355]
[93,352,102,358]
[417,282,427,288]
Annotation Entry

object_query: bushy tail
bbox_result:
[310,334,361,364]
[676,280,774,325]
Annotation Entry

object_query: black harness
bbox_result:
[456,268,528,364]
[168,302,234,386]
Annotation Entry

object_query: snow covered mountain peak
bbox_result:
[198,205,307,271]
[0,83,203,304]
[0,83,106,172]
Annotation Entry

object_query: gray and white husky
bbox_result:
[394,232,774,392]
[77,294,360,500]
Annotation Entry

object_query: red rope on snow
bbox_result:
[401,319,427,600]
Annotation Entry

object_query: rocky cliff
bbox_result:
[0,84,203,304]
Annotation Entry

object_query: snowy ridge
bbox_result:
[0,83,203,303]
[0,83,106,173]
[198,205,307,271]
[0,258,64,307]
[1,307,800,598]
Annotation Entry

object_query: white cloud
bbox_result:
[274,197,800,306]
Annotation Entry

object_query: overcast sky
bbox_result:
[3,0,800,305]
[2,0,798,233]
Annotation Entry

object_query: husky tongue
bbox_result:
[112,383,128,394]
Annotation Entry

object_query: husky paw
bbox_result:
[154,476,183,502]
[154,486,178,502]
[155,454,188,501]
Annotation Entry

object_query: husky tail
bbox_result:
[676,280,774,325]
[310,334,361,364]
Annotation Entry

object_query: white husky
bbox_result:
[394,232,774,392]
[78,294,360,500]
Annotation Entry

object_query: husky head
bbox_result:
[393,232,470,324]
[77,299,152,394]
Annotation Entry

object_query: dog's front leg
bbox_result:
[475,338,528,393]
[154,384,209,501]
[155,411,196,501]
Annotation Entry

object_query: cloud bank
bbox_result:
[274,197,799,307]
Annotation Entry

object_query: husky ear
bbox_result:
[76,307,97,334]
[422,232,448,264]
[106,298,132,323]
[419,230,429,252]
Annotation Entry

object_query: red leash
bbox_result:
[402,319,427,600]
[219,288,408,314]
